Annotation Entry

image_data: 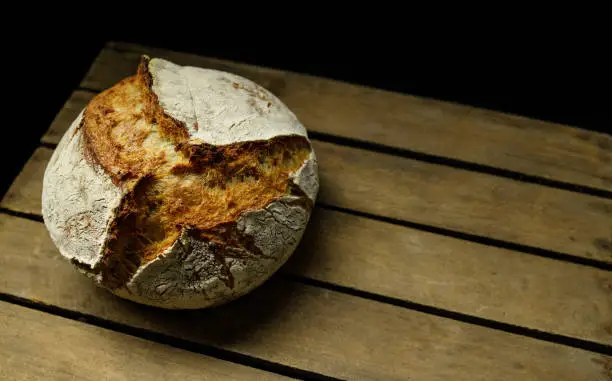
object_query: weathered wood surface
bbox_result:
[3,147,611,345]
[0,214,608,381]
[0,301,288,381]
[83,42,612,193]
[1,147,51,215]
[42,90,93,146]
[2,40,611,381]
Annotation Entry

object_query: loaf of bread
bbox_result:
[42,56,318,309]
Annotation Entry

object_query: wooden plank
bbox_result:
[3,146,612,345]
[1,147,51,215]
[33,107,612,263]
[293,209,612,346]
[0,214,608,381]
[313,140,612,263]
[0,301,288,381]
[42,90,94,145]
[84,42,612,192]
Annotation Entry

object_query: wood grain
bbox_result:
[42,90,93,146]
[84,42,612,192]
[1,147,51,215]
[3,146,612,345]
[0,301,288,381]
[314,140,612,263]
[34,107,612,263]
[0,214,608,381]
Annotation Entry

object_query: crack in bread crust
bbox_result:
[80,57,312,290]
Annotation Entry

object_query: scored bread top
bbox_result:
[42,56,318,307]
[149,58,308,145]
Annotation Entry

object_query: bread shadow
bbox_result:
[103,274,302,347]
[283,206,327,275]
[103,208,326,347]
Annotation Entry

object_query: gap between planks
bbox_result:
[2,206,611,354]
[0,297,336,381]
[0,214,609,381]
[40,100,612,264]
[7,87,612,346]
[3,84,606,345]
[2,148,612,349]
[0,300,307,381]
[96,42,612,195]
[318,202,612,272]
[308,130,612,199]
[40,90,612,269]
[51,86,612,200]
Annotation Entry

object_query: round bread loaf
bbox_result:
[41,56,319,309]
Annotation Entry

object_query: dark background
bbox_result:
[3,24,609,198]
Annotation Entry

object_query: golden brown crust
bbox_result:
[81,57,190,186]
[80,56,312,289]
[137,56,191,144]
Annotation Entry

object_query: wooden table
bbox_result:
[1,41,611,381]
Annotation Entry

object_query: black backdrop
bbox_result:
[3,25,609,197]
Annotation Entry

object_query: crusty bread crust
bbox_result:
[42,56,318,309]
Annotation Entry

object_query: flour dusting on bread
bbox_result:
[42,55,318,309]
